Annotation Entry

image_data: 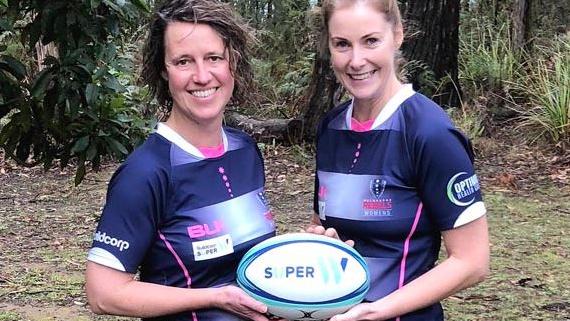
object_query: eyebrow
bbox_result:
[169,51,225,60]
[331,31,384,40]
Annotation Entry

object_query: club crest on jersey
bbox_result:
[257,191,270,207]
[363,178,392,216]
[446,172,480,206]
[370,179,386,198]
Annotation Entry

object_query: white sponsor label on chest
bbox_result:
[192,234,234,261]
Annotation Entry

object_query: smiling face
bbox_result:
[163,22,234,127]
[328,2,403,112]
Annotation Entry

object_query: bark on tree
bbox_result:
[400,0,462,108]
[511,0,530,51]
[299,52,340,141]
[225,111,303,144]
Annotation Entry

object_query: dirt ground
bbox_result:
[0,136,569,320]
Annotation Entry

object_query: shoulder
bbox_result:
[317,100,351,135]
[109,134,172,190]
[400,93,464,142]
[324,100,351,124]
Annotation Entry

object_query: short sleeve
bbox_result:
[87,159,170,273]
[413,121,486,230]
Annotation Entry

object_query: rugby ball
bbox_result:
[237,233,369,321]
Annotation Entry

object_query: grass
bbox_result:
[0,312,24,321]
[444,188,570,320]
[1,148,569,320]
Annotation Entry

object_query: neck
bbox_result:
[165,110,223,147]
[352,76,403,122]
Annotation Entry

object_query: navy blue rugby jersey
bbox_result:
[88,123,276,321]
[313,85,486,321]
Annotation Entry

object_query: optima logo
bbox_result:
[446,172,480,206]
[94,231,130,251]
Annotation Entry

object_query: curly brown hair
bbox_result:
[141,0,255,111]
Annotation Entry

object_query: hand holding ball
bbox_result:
[237,233,370,320]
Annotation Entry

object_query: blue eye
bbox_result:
[366,38,380,47]
[335,40,349,48]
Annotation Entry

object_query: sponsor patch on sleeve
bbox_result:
[446,172,481,206]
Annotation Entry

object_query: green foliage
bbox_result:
[0,0,152,184]
[252,52,314,117]
[448,104,486,140]
[459,20,523,93]
[232,0,314,118]
[400,59,437,96]
[515,35,570,148]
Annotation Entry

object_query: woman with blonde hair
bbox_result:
[307,1,490,320]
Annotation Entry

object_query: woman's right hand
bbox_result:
[215,285,271,321]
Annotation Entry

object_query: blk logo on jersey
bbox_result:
[187,220,224,239]
[363,178,392,216]
[446,172,480,206]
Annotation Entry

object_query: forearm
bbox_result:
[369,255,488,320]
[88,279,219,317]
[363,217,490,320]
[86,262,221,317]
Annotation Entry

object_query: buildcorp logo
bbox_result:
[94,231,130,251]
[446,172,480,206]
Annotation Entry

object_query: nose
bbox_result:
[349,46,366,70]
[191,60,213,85]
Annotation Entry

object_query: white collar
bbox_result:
[345,84,415,130]
[155,123,228,158]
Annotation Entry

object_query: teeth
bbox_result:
[190,88,217,98]
[350,71,375,80]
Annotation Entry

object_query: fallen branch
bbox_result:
[224,111,304,145]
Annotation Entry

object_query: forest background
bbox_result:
[0,0,569,320]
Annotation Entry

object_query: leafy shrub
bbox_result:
[459,20,523,93]
[0,0,152,184]
[515,35,569,149]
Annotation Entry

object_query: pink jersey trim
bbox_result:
[350,118,374,132]
[158,232,192,288]
[158,232,199,321]
[198,144,224,158]
[396,202,424,321]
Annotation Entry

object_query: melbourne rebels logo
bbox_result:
[362,178,392,216]
[370,179,386,198]
[257,191,269,207]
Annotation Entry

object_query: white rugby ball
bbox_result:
[237,233,369,321]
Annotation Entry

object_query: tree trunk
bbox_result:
[299,52,340,141]
[225,111,303,144]
[35,42,58,71]
[400,0,462,108]
[511,0,530,51]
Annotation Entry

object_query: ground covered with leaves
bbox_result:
[0,135,569,321]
